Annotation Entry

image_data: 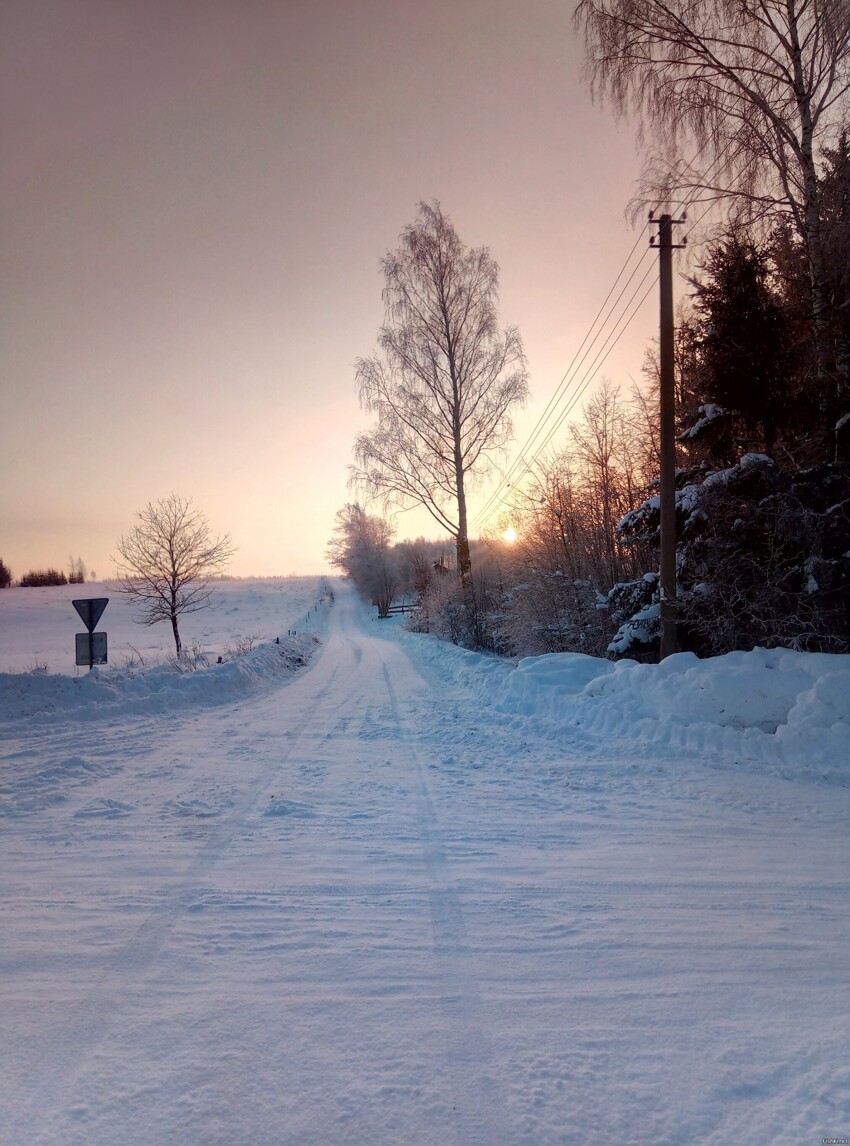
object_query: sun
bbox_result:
[502,526,517,544]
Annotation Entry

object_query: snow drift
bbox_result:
[398,630,850,786]
[0,634,320,726]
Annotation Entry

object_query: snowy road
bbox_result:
[2,585,848,1144]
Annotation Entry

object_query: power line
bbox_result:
[473,142,733,532]
[477,264,658,530]
[522,268,658,467]
[473,232,653,527]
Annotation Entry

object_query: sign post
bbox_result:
[75,632,108,667]
[73,598,109,670]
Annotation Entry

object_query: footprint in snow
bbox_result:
[73,798,134,818]
[264,797,315,818]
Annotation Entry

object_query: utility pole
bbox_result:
[650,213,685,659]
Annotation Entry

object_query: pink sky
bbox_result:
[1,0,670,578]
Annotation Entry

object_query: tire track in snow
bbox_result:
[381,662,514,1146]
[6,643,350,1140]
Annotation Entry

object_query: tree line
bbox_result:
[336,0,849,659]
[0,557,89,588]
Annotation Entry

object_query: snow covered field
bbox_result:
[1,579,848,1144]
[0,577,324,675]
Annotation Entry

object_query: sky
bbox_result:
[1,0,667,578]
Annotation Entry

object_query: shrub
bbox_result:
[68,557,87,584]
[19,568,68,587]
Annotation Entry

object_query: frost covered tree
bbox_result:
[326,504,400,617]
[352,202,529,636]
[492,383,657,656]
[616,454,850,654]
[114,495,234,657]
[393,537,446,600]
[569,379,649,584]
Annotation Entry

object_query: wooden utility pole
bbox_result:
[651,213,685,659]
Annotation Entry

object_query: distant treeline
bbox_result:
[19,568,70,587]
[0,557,88,588]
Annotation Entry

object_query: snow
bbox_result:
[395,630,849,785]
[607,601,660,655]
[0,577,324,675]
[1,580,849,1144]
[0,635,321,727]
[677,402,740,441]
[703,452,775,493]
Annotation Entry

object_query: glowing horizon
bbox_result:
[1,0,655,579]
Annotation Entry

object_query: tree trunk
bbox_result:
[444,292,478,642]
[171,611,182,658]
[455,473,472,584]
[787,0,834,397]
[454,469,479,641]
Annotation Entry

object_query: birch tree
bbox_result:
[352,202,529,615]
[326,503,400,617]
[575,0,850,393]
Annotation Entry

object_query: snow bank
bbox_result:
[402,631,849,785]
[0,634,320,726]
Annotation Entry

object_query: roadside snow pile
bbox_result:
[404,631,849,784]
[502,647,849,783]
[0,634,320,726]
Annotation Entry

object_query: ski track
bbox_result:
[1,584,849,1144]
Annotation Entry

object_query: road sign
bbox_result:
[72,598,108,633]
[76,632,107,667]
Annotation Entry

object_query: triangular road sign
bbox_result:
[72,597,109,633]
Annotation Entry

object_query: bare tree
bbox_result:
[326,503,400,617]
[569,379,644,584]
[68,556,87,584]
[492,377,661,656]
[352,202,529,627]
[575,0,850,389]
[114,495,234,657]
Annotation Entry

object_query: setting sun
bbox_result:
[502,526,517,544]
